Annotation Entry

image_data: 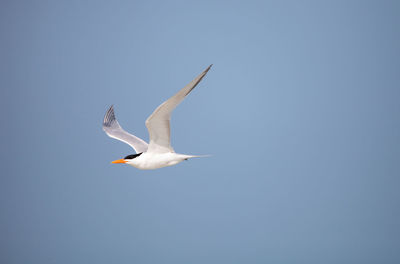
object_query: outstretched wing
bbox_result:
[103,105,148,153]
[145,64,212,153]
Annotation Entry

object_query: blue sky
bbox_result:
[1,0,400,263]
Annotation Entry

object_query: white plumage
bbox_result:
[103,65,212,170]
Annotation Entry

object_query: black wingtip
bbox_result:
[103,105,116,127]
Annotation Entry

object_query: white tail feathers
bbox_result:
[181,154,212,160]
[189,154,212,158]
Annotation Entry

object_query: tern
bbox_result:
[103,65,212,170]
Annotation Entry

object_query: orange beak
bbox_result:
[111,159,127,164]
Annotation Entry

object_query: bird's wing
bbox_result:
[145,64,212,153]
[103,105,148,153]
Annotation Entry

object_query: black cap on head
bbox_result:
[124,153,143,160]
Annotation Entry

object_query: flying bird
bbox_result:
[103,65,212,170]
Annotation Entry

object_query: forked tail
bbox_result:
[182,154,212,160]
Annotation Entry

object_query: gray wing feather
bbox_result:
[145,64,212,153]
[103,105,148,153]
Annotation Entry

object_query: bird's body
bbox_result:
[103,65,212,170]
[124,152,197,170]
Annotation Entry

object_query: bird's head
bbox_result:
[111,153,143,164]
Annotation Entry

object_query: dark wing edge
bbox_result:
[102,105,148,153]
[145,64,212,153]
[103,105,118,129]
